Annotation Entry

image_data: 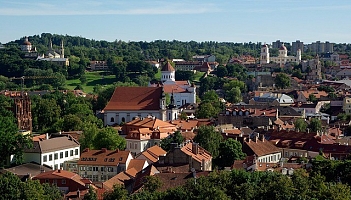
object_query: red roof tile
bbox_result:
[161,62,175,71]
[104,87,162,111]
[78,148,131,166]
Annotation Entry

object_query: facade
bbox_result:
[192,55,216,62]
[301,55,322,80]
[292,40,304,54]
[261,44,301,67]
[343,96,351,114]
[158,142,212,171]
[23,135,80,170]
[243,135,281,164]
[307,41,334,54]
[123,117,177,155]
[77,148,133,182]
[149,62,197,107]
[33,169,88,194]
[20,36,38,58]
[36,40,69,67]
[90,61,109,70]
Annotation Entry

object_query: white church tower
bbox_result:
[161,62,175,83]
[260,44,270,64]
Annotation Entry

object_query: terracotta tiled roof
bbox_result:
[245,138,280,157]
[104,87,162,111]
[136,145,167,163]
[169,120,198,131]
[78,148,131,166]
[34,169,85,185]
[299,89,328,99]
[161,62,175,71]
[127,159,148,172]
[180,142,212,163]
[103,168,137,190]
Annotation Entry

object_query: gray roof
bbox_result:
[25,136,79,154]
[4,162,52,177]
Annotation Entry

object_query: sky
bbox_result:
[1,0,351,44]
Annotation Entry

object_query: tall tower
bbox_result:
[159,87,167,121]
[60,40,64,58]
[279,44,288,57]
[166,92,179,121]
[296,49,302,63]
[260,44,270,64]
[161,62,175,82]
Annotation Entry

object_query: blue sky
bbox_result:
[1,0,351,44]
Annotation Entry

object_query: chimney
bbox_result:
[116,149,119,153]
[58,169,61,173]
[84,148,90,152]
[45,133,49,140]
[192,143,199,155]
[101,148,107,153]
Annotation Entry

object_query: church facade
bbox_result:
[260,44,301,67]
[149,62,196,107]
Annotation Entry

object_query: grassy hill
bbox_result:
[65,71,116,93]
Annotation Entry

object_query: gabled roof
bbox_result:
[5,162,52,177]
[78,148,131,166]
[33,169,86,187]
[161,62,175,72]
[180,142,212,163]
[245,138,280,157]
[127,159,148,172]
[136,145,167,163]
[104,87,162,111]
[103,168,137,190]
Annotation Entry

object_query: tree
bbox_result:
[195,102,219,119]
[0,107,32,166]
[294,118,307,132]
[274,73,290,89]
[93,127,126,150]
[143,176,163,192]
[216,65,228,78]
[216,138,246,168]
[309,118,322,132]
[42,183,63,200]
[160,131,184,151]
[194,126,222,158]
[309,94,317,103]
[83,185,97,200]
[179,112,188,120]
[292,69,303,79]
[103,184,128,200]
[80,123,98,150]
[225,87,242,103]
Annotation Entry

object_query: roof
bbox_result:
[136,145,167,163]
[34,169,86,187]
[180,142,212,163]
[279,44,287,50]
[161,62,175,72]
[245,138,280,157]
[104,87,162,111]
[25,135,79,153]
[127,159,148,172]
[125,117,176,131]
[103,168,137,190]
[4,162,52,177]
[78,148,131,166]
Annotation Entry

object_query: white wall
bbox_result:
[257,152,281,163]
[42,147,80,169]
[104,110,161,125]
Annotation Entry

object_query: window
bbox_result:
[45,179,49,183]
[54,164,58,170]
[65,151,68,157]
[75,149,79,155]
[54,153,58,160]
[134,143,137,149]
[93,167,98,171]
[70,150,73,156]
[108,167,114,172]
[60,152,63,159]
[129,142,132,149]
[49,154,53,161]
[62,179,66,184]
[43,155,47,162]
[110,117,114,122]
[60,163,63,170]
[101,167,105,172]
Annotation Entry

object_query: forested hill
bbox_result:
[7,33,263,64]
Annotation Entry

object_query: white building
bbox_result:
[23,135,80,170]
[149,62,196,107]
[260,44,301,67]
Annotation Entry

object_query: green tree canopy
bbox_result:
[93,127,126,150]
[160,131,184,151]
[193,126,223,158]
[216,138,246,168]
[294,118,307,132]
[309,118,322,132]
[274,73,290,89]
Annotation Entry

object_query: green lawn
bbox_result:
[194,72,205,81]
[66,71,116,93]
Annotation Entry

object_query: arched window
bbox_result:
[110,117,115,122]
[122,117,125,122]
